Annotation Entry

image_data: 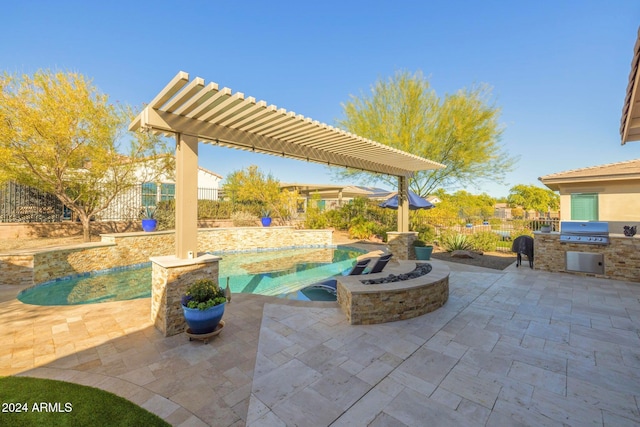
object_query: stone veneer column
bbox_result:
[386,231,418,260]
[150,254,220,337]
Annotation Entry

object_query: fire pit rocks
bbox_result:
[361,263,432,284]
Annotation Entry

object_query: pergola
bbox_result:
[130,71,445,259]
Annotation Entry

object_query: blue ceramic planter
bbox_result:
[261,217,272,227]
[182,302,226,334]
[141,219,157,232]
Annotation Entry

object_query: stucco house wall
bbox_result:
[556,180,640,222]
[99,165,222,220]
[540,159,640,234]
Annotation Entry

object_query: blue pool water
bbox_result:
[18,246,365,306]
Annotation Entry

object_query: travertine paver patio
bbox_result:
[2,260,640,426]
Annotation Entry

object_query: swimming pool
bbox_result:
[18,246,365,306]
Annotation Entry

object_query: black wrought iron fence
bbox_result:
[0,182,67,223]
[411,216,560,253]
[1,182,221,223]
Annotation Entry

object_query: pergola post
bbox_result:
[398,176,409,233]
[175,133,199,259]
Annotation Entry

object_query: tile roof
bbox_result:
[539,158,640,187]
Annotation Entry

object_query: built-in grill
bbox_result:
[559,221,610,245]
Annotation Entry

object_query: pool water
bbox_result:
[18,246,365,306]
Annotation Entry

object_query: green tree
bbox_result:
[0,70,169,241]
[223,165,281,216]
[507,184,559,216]
[447,190,495,222]
[336,70,517,196]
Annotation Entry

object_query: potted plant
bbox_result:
[413,239,434,260]
[181,279,227,334]
[141,206,158,232]
[260,209,272,227]
[540,223,552,233]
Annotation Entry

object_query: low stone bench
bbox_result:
[336,260,450,325]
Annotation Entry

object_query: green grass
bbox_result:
[0,376,170,427]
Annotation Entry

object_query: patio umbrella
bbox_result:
[379,190,434,210]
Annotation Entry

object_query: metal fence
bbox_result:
[0,182,68,223]
[198,187,219,201]
[0,182,220,223]
[424,218,561,252]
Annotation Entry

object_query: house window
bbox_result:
[160,183,175,201]
[141,183,157,207]
[571,193,598,220]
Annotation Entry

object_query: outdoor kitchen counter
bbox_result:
[534,231,640,283]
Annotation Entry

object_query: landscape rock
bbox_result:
[451,250,475,259]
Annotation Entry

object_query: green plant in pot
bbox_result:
[260,208,272,227]
[539,223,552,233]
[141,206,158,232]
[413,239,434,260]
[181,279,227,334]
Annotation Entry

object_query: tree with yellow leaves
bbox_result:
[0,70,170,241]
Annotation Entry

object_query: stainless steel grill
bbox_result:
[559,221,609,245]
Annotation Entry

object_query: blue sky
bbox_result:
[3,1,640,198]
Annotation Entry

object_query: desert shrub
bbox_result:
[325,209,349,230]
[348,216,375,240]
[370,221,393,242]
[231,211,258,226]
[306,213,328,229]
[156,199,235,230]
[415,225,436,244]
[305,207,328,229]
[440,231,473,252]
[470,231,500,252]
[272,189,300,224]
[198,200,233,219]
[488,218,503,229]
[304,193,329,229]
[155,200,175,230]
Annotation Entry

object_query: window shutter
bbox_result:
[570,193,598,220]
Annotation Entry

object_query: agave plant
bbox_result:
[441,232,473,252]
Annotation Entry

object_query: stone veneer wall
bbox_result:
[0,227,332,287]
[337,261,450,325]
[150,255,219,337]
[534,232,640,282]
[386,232,418,260]
[197,227,331,252]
